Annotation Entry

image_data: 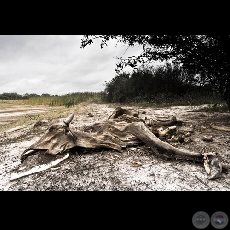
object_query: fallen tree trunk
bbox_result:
[127,122,203,162]
[16,108,229,180]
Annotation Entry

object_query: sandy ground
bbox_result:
[0,105,47,126]
[0,103,230,191]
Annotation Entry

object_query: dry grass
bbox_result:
[0,100,90,133]
[0,100,26,109]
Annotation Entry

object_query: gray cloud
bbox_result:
[0,35,154,95]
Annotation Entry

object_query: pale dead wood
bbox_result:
[154,126,177,137]
[155,116,183,126]
[145,116,182,127]
[10,153,69,181]
[127,122,203,162]
[108,107,139,120]
[210,123,230,132]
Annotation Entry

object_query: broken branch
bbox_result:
[10,153,69,181]
[210,123,230,132]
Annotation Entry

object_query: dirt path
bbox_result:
[0,105,47,125]
[0,103,230,191]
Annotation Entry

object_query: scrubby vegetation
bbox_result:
[103,63,223,107]
[0,92,106,108]
[25,92,106,107]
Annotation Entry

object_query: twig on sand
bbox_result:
[210,123,230,132]
[195,175,211,189]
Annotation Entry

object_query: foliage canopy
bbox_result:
[81,35,230,107]
[103,63,217,105]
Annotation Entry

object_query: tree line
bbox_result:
[103,63,218,104]
[0,92,52,100]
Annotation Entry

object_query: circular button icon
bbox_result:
[211,211,229,229]
[192,211,210,229]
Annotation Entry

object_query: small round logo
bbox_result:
[211,211,229,229]
[192,211,210,229]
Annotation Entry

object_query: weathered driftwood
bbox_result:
[152,126,177,137]
[13,107,227,180]
[144,116,182,127]
[10,153,69,181]
[108,106,139,119]
[210,123,230,132]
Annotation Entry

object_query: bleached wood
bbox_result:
[10,153,69,181]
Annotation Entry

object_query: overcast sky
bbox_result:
[0,35,163,95]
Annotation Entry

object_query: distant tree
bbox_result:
[41,93,51,97]
[23,93,30,99]
[81,35,230,108]
[0,92,23,100]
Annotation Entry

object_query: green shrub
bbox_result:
[103,63,221,106]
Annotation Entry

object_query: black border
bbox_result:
[1,10,229,229]
[2,190,229,229]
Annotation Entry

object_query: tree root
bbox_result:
[210,123,230,132]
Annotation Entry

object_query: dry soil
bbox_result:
[1,103,230,191]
